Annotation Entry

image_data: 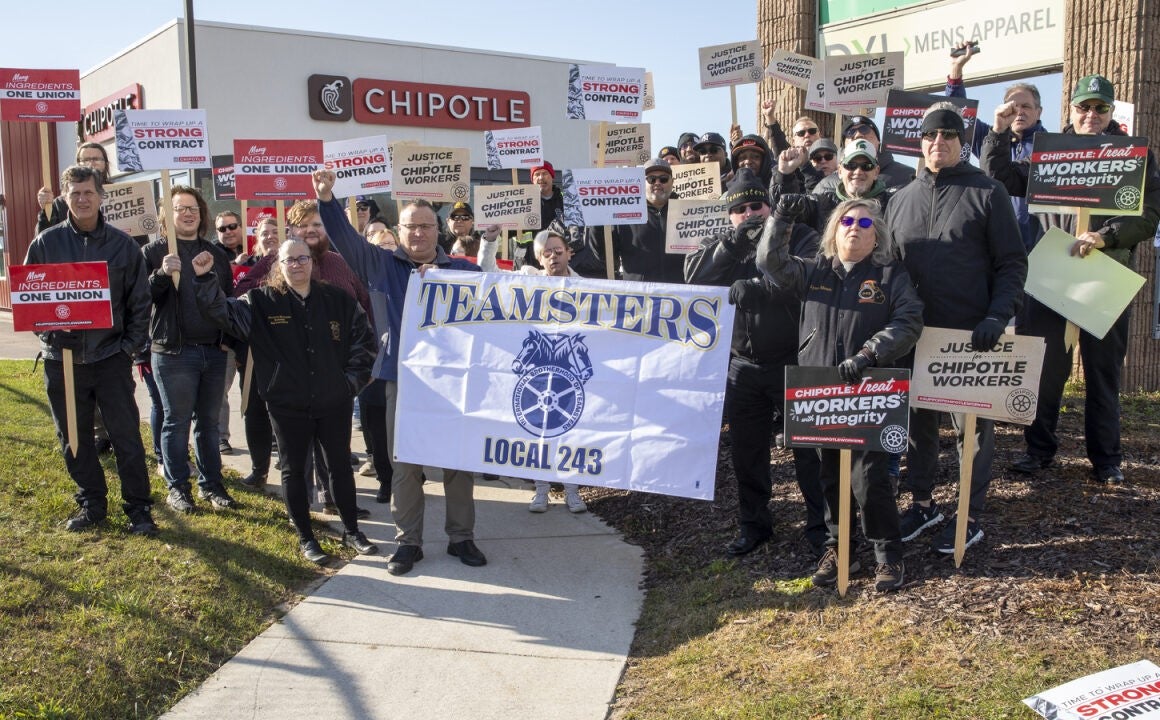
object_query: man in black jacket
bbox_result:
[888,106,1027,556]
[587,158,684,284]
[25,165,157,536]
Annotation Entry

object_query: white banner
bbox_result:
[765,49,819,89]
[102,181,158,237]
[1024,660,1160,720]
[589,122,652,167]
[113,109,209,171]
[804,61,827,113]
[484,126,544,170]
[560,167,646,227]
[567,64,645,122]
[324,135,391,197]
[391,145,470,202]
[671,162,722,200]
[395,270,734,500]
[474,184,540,230]
[698,40,763,89]
[823,52,903,112]
[666,199,730,254]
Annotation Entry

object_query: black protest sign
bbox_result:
[783,367,910,452]
[881,89,978,159]
[1027,133,1150,215]
[212,153,235,200]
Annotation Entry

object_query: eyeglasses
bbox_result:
[729,201,766,214]
[449,215,472,221]
[400,223,436,232]
[355,203,370,210]
[842,160,876,172]
[540,246,568,257]
[811,153,835,162]
[794,127,819,137]
[173,205,199,215]
[839,215,874,229]
[921,129,960,141]
[844,125,875,139]
[1074,103,1112,115]
[645,175,671,184]
[216,223,240,233]
[280,255,311,266]
[78,155,106,165]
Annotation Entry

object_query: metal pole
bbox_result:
[183,0,199,108]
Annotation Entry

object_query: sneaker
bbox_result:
[811,547,861,587]
[219,439,233,455]
[564,488,587,513]
[899,502,943,542]
[300,539,329,565]
[375,483,391,504]
[127,508,159,537]
[528,489,549,513]
[322,503,370,519]
[64,508,106,531]
[387,544,424,575]
[199,487,237,510]
[95,437,113,455]
[166,488,195,514]
[1011,452,1053,474]
[874,561,905,592]
[932,517,984,555]
[342,530,379,555]
[350,453,360,467]
[240,472,267,488]
[1093,466,1125,485]
[358,459,377,477]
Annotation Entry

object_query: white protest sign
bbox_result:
[823,52,903,112]
[1114,101,1136,135]
[910,327,1045,424]
[323,135,391,198]
[396,270,734,500]
[589,123,652,166]
[765,49,819,90]
[102,181,158,237]
[474,184,540,230]
[804,61,827,113]
[671,162,722,200]
[560,167,647,227]
[113,109,209,171]
[567,64,645,122]
[643,71,655,111]
[699,40,763,89]
[666,199,730,254]
[483,126,543,170]
[1024,660,1160,720]
[391,145,470,202]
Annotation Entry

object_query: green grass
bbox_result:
[0,359,336,720]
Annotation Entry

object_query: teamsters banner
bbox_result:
[394,270,734,500]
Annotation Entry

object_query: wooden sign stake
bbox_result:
[953,413,977,568]
[160,170,179,289]
[240,348,254,416]
[275,200,286,243]
[837,448,852,597]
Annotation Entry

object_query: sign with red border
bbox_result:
[233,139,323,201]
[0,68,81,122]
[9,262,112,332]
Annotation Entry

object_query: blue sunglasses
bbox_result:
[840,215,874,229]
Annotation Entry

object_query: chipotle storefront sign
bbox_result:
[79,84,143,143]
[308,74,529,130]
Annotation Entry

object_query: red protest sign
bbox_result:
[0,68,82,122]
[9,262,112,332]
[233,139,323,201]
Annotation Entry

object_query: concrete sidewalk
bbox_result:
[2,314,646,719]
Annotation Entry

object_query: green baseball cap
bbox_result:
[1071,74,1114,105]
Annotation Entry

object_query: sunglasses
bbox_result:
[921,129,960,141]
[356,203,370,210]
[842,160,876,172]
[216,222,240,233]
[839,215,874,229]
[1073,103,1112,115]
[844,125,875,138]
[794,127,819,137]
[729,201,766,214]
[811,152,835,162]
[449,215,472,221]
[645,175,671,184]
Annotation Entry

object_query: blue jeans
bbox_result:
[153,344,227,492]
[141,361,163,458]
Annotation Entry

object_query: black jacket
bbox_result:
[685,219,820,363]
[193,277,376,419]
[24,213,151,364]
[142,236,233,353]
[887,162,1027,331]
[773,175,899,235]
[587,202,686,284]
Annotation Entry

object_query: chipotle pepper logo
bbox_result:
[308,74,351,121]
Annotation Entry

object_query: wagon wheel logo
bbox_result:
[524,213,540,229]
[54,305,71,320]
[880,424,908,454]
[748,68,764,82]
[273,176,288,191]
[1115,185,1141,210]
[637,150,650,163]
[35,101,48,114]
[511,330,594,438]
[1005,388,1037,420]
[452,182,469,200]
[643,97,655,110]
[140,215,158,232]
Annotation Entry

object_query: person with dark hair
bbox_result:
[527,161,564,269]
[314,169,487,576]
[445,201,480,258]
[213,209,247,456]
[26,164,157,536]
[695,132,732,183]
[354,195,380,234]
[36,142,111,233]
[677,132,700,164]
[758,197,923,591]
[142,185,236,515]
[730,134,774,187]
[191,239,379,564]
[658,145,681,165]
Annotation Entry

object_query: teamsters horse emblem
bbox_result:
[511,330,594,438]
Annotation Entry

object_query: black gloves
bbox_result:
[732,215,766,253]
[838,349,875,384]
[49,331,83,351]
[971,317,1006,352]
[775,193,810,221]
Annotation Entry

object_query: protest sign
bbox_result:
[666,198,729,254]
[395,270,734,500]
[102,181,158,237]
[233,139,323,201]
[484,126,543,170]
[474,184,540,230]
[0,68,81,121]
[9,262,112,332]
[698,40,763,89]
[113,109,210,171]
[566,64,645,122]
[391,145,470,202]
[804,61,827,113]
[764,49,818,90]
[560,167,646,226]
[643,72,655,111]
[1026,133,1149,215]
[212,154,236,200]
[1114,100,1135,136]
[1025,228,1146,339]
[246,205,282,234]
[1024,660,1160,720]
[783,367,911,452]
[589,123,652,166]
[822,52,903,112]
[324,135,391,198]
[882,89,979,158]
[671,162,722,200]
[910,327,1045,424]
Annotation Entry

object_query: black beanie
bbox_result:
[920,108,965,135]
[722,168,770,211]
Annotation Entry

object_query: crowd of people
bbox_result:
[27,42,1158,589]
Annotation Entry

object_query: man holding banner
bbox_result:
[25,165,157,536]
